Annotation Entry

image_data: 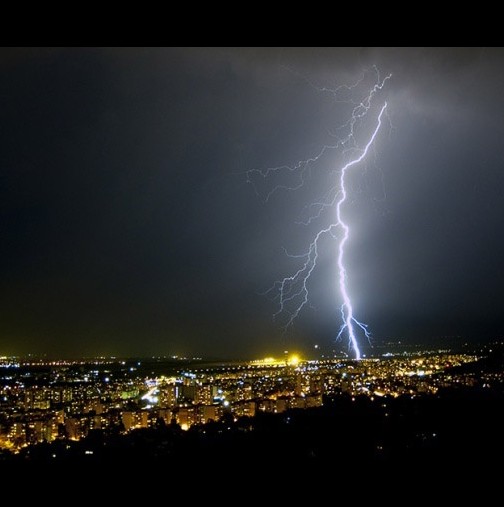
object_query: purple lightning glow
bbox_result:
[247,69,390,359]
[335,102,387,359]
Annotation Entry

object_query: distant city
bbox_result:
[1,341,501,455]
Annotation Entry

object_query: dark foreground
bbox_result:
[1,386,503,495]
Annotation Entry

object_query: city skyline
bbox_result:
[2,47,504,358]
[0,345,489,452]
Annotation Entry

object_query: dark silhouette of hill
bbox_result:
[2,388,503,481]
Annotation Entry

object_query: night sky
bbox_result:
[2,47,504,358]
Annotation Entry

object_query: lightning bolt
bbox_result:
[335,102,387,359]
[247,68,390,359]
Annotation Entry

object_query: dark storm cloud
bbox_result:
[1,47,504,358]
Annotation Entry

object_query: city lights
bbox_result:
[0,350,484,453]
